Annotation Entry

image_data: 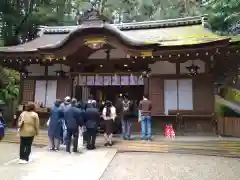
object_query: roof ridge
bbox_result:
[41,15,206,34]
[116,15,203,26]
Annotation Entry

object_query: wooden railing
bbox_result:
[217,117,240,137]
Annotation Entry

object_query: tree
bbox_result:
[202,0,240,35]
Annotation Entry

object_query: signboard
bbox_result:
[140,51,152,57]
[86,76,95,85]
[130,75,138,85]
[95,75,103,86]
[112,75,120,85]
[103,76,111,86]
[120,76,129,85]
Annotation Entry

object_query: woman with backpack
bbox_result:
[122,94,132,140]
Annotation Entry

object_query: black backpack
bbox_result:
[122,100,130,113]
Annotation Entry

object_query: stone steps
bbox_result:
[2,131,240,158]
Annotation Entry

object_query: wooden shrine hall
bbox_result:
[0,9,239,133]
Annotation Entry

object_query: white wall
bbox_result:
[149,61,176,74]
[180,60,205,74]
[48,64,70,76]
[26,64,45,76]
[26,64,71,76]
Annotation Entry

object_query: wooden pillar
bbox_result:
[19,76,24,104]
[70,67,74,98]
[144,77,149,96]
[44,65,48,106]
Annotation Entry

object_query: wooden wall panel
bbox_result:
[22,79,35,103]
[56,79,71,100]
[149,77,164,115]
[218,117,240,137]
[193,75,214,113]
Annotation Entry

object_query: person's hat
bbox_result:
[64,96,71,101]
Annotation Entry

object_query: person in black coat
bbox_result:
[64,98,83,153]
[85,102,100,150]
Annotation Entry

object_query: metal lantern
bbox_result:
[55,70,66,77]
[140,68,151,79]
[186,64,200,76]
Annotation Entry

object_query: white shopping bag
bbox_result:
[78,127,84,149]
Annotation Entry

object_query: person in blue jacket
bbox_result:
[0,110,5,140]
[64,98,84,153]
[84,102,100,150]
[48,99,64,151]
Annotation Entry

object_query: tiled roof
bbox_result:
[41,16,204,34]
[0,15,231,53]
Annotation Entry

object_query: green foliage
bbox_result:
[224,88,240,102]
[0,68,19,104]
[202,0,240,35]
[0,76,19,104]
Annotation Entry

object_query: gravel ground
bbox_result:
[100,152,240,180]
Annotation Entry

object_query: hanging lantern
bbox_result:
[55,70,66,77]
[55,64,67,77]
[186,64,200,76]
[20,71,28,79]
[140,68,151,79]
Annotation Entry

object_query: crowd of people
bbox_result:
[17,93,152,164]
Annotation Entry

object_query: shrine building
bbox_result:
[0,9,239,133]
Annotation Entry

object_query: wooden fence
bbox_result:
[217,117,240,137]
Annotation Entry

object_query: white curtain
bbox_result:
[178,79,193,110]
[34,80,47,105]
[45,80,57,107]
[164,80,178,114]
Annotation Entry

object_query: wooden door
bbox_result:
[56,79,71,100]
[149,77,164,116]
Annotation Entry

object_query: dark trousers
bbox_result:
[86,128,97,149]
[20,136,34,161]
[83,131,87,144]
[66,128,79,152]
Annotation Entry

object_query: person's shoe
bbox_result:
[147,137,152,141]
[127,136,131,140]
[55,148,59,151]
[49,148,55,151]
[18,159,28,164]
[104,143,108,147]
[28,158,32,163]
[108,142,113,146]
[122,137,127,140]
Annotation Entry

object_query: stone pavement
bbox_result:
[0,143,116,180]
[100,152,240,180]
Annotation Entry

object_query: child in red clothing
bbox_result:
[164,124,175,139]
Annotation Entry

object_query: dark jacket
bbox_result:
[139,99,152,116]
[84,107,100,129]
[122,99,132,118]
[64,105,83,129]
[115,97,123,114]
[48,105,64,139]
